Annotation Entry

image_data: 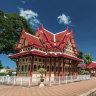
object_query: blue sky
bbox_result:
[0,0,96,69]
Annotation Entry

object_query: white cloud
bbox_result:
[21,0,26,4]
[57,14,71,25]
[19,8,41,29]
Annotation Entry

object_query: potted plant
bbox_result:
[38,68,45,87]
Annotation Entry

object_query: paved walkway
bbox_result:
[0,78,96,96]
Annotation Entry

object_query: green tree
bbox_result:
[38,68,45,79]
[7,71,13,76]
[83,53,93,67]
[78,50,83,59]
[77,68,84,75]
[6,66,10,69]
[0,60,3,69]
[0,10,34,55]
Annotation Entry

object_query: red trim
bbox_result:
[15,28,26,50]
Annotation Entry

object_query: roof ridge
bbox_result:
[55,30,66,35]
[44,28,55,35]
[25,32,39,39]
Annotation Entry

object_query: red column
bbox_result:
[73,67,76,76]
[16,58,19,76]
[58,58,61,77]
[54,58,56,81]
[63,58,65,80]
[49,58,52,81]
[30,55,34,82]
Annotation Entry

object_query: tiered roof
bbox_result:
[15,25,78,54]
[9,25,82,62]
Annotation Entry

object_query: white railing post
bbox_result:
[7,76,10,84]
[21,77,22,86]
[59,76,60,84]
[14,76,16,85]
[66,76,67,83]
[71,76,73,82]
[2,76,4,84]
[49,77,51,86]
[29,77,30,87]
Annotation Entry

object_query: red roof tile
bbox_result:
[44,29,54,42]
[24,33,43,47]
[55,31,66,42]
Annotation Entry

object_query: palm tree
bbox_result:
[83,53,93,68]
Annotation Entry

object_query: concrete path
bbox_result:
[0,78,96,96]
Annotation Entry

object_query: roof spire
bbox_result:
[41,24,44,30]
[71,30,73,33]
[22,27,25,33]
[66,26,69,32]
[36,26,39,31]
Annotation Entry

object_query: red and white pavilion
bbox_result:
[8,25,82,80]
[78,61,96,76]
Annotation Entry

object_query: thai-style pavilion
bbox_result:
[8,25,82,80]
[78,61,96,76]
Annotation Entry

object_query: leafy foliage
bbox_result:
[77,68,84,75]
[83,53,93,66]
[7,71,13,76]
[6,66,10,69]
[38,68,45,78]
[0,72,7,76]
[0,60,3,69]
[78,51,83,59]
[0,10,34,55]
[83,71,90,75]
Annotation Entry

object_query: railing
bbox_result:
[0,75,90,87]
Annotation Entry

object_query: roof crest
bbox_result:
[44,28,55,35]
[55,30,66,35]
[25,32,39,39]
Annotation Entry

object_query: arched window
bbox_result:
[47,65,49,72]
[18,66,20,72]
[22,65,24,72]
[39,59,41,62]
[38,65,41,70]
[23,59,25,62]
[34,65,37,72]
[42,65,45,68]
[60,67,62,72]
[25,65,27,72]
[28,65,30,71]
[35,58,37,61]
[56,66,58,72]
[20,59,22,62]
[52,65,54,72]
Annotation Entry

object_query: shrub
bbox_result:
[0,72,7,76]
[77,68,84,75]
[38,68,45,78]
[83,71,90,75]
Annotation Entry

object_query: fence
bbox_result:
[0,75,90,87]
